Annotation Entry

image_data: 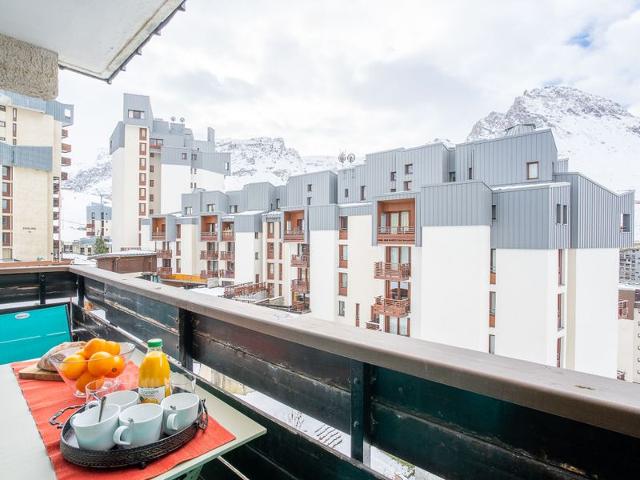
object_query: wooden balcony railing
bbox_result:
[267,248,275,260]
[339,228,348,240]
[157,266,172,276]
[200,250,218,260]
[284,228,304,242]
[157,249,172,259]
[219,269,235,279]
[61,143,72,153]
[338,286,348,296]
[151,231,165,240]
[60,171,68,181]
[149,140,163,149]
[291,254,309,268]
[291,279,309,293]
[377,225,415,243]
[221,230,235,241]
[374,262,411,281]
[372,296,410,318]
[0,266,638,480]
[224,282,268,299]
[291,300,310,313]
[61,157,71,166]
[200,269,219,279]
[365,320,381,330]
[219,251,234,261]
[490,271,496,284]
[61,128,68,139]
[338,258,348,269]
[200,231,218,241]
[267,229,275,239]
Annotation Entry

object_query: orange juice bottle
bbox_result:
[138,338,171,403]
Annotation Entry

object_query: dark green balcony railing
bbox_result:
[1,264,640,479]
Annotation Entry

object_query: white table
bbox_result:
[0,364,266,479]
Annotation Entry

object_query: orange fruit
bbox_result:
[87,351,115,377]
[59,353,87,380]
[104,341,120,355]
[83,338,107,358]
[76,371,103,394]
[105,355,126,378]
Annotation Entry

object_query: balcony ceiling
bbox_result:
[0,0,184,82]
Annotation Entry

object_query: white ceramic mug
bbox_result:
[87,390,139,411]
[71,404,121,451]
[161,393,200,435]
[113,403,163,447]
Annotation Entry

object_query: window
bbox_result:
[557,294,564,330]
[139,188,146,199]
[139,172,146,184]
[306,197,311,205]
[344,188,349,198]
[0,121,5,127]
[149,165,154,173]
[622,213,631,233]
[403,180,412,191]
[449,172,456,182]
[138,203,146,215]
[184,206,192,215]
[491,204,497,221]
[340,272,348,288]
[360,185,366,201]
[149,194,154,202]
[128,110,145,119]
[562,205,567,225]
[556,203,562,224]
[150,180,155,187]
[139,128,147,140]
[12,123,17,137]
[139,157,146,169]
[207,203,214,212]
[468,166,473,180]
[0,105,4,111]
[489,291,496,315]
[489,335,495,354]
[275,198,280,209]
[176,259,181,273]
[339,244,348,261]
[12,108,17,121]
[191,153,197,161]
[254,232,259,239]
[390,171,396,181]
[190,167,198,175]
[405,163,413,174]
[181,152,187,160]
[490,249,496,273]
[338,301,345,317]
[307,184,312,192]
[225,161,230,171]
[255,252,259,260]
[526,161,539,180]
[556,338,563,368]
[2,199,10,212]
[230,205,238,213]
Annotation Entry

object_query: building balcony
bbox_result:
[61,128,68,139]
[338,258,348,269]
[377,225,415,244]
[490,271,496,285]
[489,313,496,328]
[291,254,309,268]
[61,157,71,166]
[221,230,235,242]
[267,248,275,260]
[372,296,410,318]
[200,269,219,279]
[0,266,637,480]
[149,140,163,149]
[366,319,381,331]
[200,250,218,260]
[339,228,348,240]
[284,229,304,242]
[224,282,268,299]
[61,143,72,153]
[157,266,172,276]
[291,300,310,313]
[219,250,234,261]
[151,231,165,240]
[338,286,348,296]
[200,231,218,241]
[85,225,95,236]
[219,269,235,279]
[60,171,68,181]
[374,262,411,281]
[157,249,172,259]
[291,279,309,294]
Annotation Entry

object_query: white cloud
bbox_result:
[58,0,640,169]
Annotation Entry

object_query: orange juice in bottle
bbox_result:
[138,338,171,403]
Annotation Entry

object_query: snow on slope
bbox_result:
[468,86,640,195]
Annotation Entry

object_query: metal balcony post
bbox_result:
[350,360,371,464]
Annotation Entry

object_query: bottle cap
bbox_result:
[147,338,163,348]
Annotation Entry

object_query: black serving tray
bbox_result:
[49,396,208,469]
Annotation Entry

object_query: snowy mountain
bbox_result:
[64,150,112,195]
[468,86,640,195]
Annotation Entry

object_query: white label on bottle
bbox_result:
[138,386,165,404]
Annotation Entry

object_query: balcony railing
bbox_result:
[151,231,165,240]
[219,250,234,261]
[490,271,496,284]
[157,249,172,259]
[338,286,348,296]
[339,228,348,240]
[61,157,71,166]
[0,266,638,480]
[219,269,235,279]
[374,262,411,281]
[149,140,163,149]
[372,296,410,317]
[377,225,415,243]
[366,319,381,331]
[284,228,304,242]
[291,300,310,313]
[267,248,275,260]
[60,171,68,181]
[61,128,68,139]
[200,269,219,279]
[221,230,235,241]
[291,279,309,293]
[157,266,172,276]
[61,143,71,153]
[200,231,218,241]
[267,229,275,239]
[291,254,309,268]
[200,250,218,260]
[224,282,268,299]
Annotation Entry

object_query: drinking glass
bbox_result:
[169,371,196,394]
[85,378,120,404]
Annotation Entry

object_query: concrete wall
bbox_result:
[12,167,51,260]
[111,125,140,251]
[309,230,339,322]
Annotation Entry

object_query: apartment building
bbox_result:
[0,90,73,261]
[109,94,230,252]
[617,285,640,382]
[86,202,112,238]
[140,125,633,378]
[620,245,640,284]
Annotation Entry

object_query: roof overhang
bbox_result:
[0,0,185,83]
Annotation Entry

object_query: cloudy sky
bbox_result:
[59,0,640,169]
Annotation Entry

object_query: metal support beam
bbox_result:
[178,308,194,370]
[350,360,371,463]
[38,273,46,305]
[77,275,85,308]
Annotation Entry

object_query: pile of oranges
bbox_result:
[59,338,127,393]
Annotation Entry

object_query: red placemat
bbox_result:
[12,361,235,480]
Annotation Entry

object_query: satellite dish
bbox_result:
[347,153,356,164]
[179,117,185,123]
[170,116,176,122]
[338,152,346,165]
